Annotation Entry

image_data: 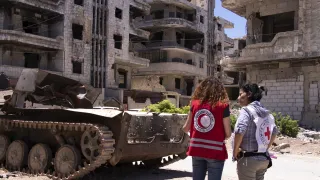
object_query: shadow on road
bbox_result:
[82,165,193,180]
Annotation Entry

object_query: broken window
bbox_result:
[260,11,295,42]
[72,24,83,40]
[169,12,175,18]
[186,79,194,96]
[72,61,82,74]
[74,0,83,6]
[200,16,204,23]
[118,69,127,89]
[218,23,222,31]
[176,12,182,18]
[114,35,122,49]
[186,59,193,65]
[159,77,163,85]
[175,78,181,89]
[24,53,40,68]
[115,8,122,19]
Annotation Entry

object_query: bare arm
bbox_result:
[223,117,232,139]
[233,133,244,159]
[182,111,192,133]
[267,134,277,150]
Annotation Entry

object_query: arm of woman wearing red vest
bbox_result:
[182,111,192,133]
[223,105,232,139]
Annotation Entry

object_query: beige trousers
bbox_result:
[237,157,269,180]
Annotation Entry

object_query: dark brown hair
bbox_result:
[191,76,229,107]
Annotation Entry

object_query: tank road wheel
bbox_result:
[28,144,52,173]
[0,135,10,162]
[81,129,100,162]
[6,140,28,170]
[54,145,81,176]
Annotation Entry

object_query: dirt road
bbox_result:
[5,152,320,180]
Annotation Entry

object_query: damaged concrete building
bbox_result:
[213,16,244,101]
[221,0,320,128]
[0,0,215,109]
[131,0,210,105]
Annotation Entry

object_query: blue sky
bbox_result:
[214,0,246,38]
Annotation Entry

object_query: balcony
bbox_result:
[0,30,62,50]
[146,0,197,10]
[0,65,62,79]
[130,0,151,14]
[135,17,202,33]
[130,22,150,40]
[6,0,64,14]
[221,0,247,16]
[115,50,150,68]
[138,41,204,54]
[136,61,206,77]
[221,31,303,66]
[224,34,234,47]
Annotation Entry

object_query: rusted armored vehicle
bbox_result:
[0,69,189,179]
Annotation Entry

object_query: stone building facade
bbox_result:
[0,0,150,89]
[221,0,320,128]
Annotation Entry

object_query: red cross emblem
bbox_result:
[264,127,271,140]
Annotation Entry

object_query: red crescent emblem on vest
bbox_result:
[194,109,215,133]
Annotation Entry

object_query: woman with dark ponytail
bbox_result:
[232,83,278,180]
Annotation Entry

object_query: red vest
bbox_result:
[187,100,228,160]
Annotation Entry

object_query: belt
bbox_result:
[239,151,272,168]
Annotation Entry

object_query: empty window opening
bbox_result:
[176,32,183,45]
[24,53,40,68]
[150,31,163,42]
[199,59,204,68]
[115,8,123,19]
[217,65,221,72]
[184,33,204,52]
[200,16,204,23]
[159,77,163,85]
[130,5,144,21]
[175,78,181,89]
[74,0,84,6]
[118,69,127,89]
[186,79,194,96]
[169,12,175,17]
[72,24,83,40]
[260,11,295,42]
[72,61,82,74]
[218,23,222,31]
[176,12,182,18]
[152,10,164,19]
[186,59,193,65]
[217,43,222,51]
[187,14,194,21]
[23,21,39,35]
[114,35,122,49]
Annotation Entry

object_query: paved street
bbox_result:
[5,153,320,180]
[86,153,320,180]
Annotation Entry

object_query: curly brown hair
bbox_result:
[191,76,229,107]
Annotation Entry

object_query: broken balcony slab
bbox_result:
[0,30,63,50]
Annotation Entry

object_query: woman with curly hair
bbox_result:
[182,76,232,180]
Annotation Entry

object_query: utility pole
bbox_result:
[207,0,216,78]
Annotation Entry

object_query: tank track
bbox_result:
[0,118,115,180]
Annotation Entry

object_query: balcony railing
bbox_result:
[142,41,204,53]
[146,0,197,10]
[0,30,62,50]
[134,17,202,33]
[221,31,303,65]
[7,0,64,14]
[137,62,206,77]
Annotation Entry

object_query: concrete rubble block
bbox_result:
[303,131,320,140]
[273,143,290,152]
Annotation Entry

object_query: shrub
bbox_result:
[230,114,237,131]
[142,99,190,114]
[271,112,299,138]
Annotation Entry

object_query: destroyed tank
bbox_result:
[0,69,189,179]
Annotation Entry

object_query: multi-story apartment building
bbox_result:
[0,0,215,108]
[0,0,150,89]
[132,0,209,98]
[221,0,320,128]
